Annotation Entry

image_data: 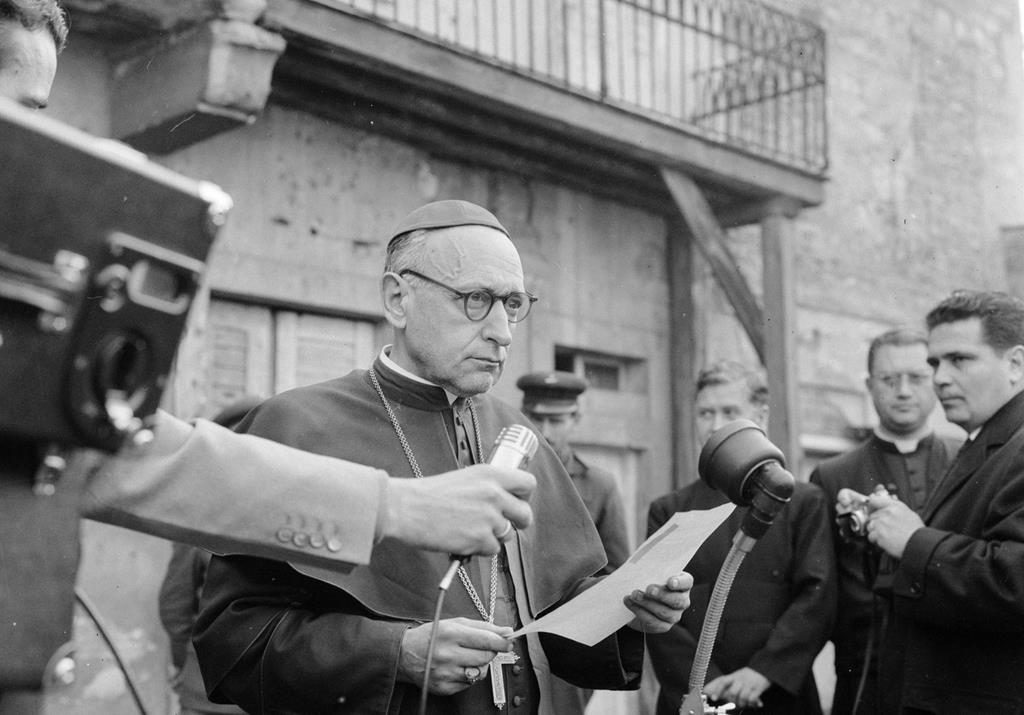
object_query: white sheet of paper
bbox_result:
[510,502,734,646]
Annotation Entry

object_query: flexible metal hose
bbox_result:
[685,533,754,699]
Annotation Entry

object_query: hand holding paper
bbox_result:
[510,503,734,646]
[623,571,693,634]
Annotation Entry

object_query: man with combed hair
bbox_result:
[195,200,693,714]
[647,360,835,715]
[810,328,961,715]
[863,291,1024,713]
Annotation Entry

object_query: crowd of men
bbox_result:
[4,2,1024,715]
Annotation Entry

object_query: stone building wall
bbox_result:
[703,0,1024,462]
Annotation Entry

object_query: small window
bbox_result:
[583,359,620,391]
[554,346,646,394]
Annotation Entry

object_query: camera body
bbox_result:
[837,485,890,541]
[0,99,230,457]
[0,98,231,689]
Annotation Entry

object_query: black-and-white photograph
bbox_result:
[2,1,1022,713]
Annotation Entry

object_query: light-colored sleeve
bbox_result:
[80,410,389,570]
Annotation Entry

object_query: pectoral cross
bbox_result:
[489,651,519,709]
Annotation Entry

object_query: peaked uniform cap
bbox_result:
[387,200,510,246]
[517,371,589,415]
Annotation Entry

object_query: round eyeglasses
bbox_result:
[400,269,537,323]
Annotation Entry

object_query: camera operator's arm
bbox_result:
[81,410,534,569]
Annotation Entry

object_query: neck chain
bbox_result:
[368,367,497,623]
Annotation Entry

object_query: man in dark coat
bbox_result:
[194,200,693,714]
[810,328,961,715]
[647,361,836,715]
[863,290,1024,714]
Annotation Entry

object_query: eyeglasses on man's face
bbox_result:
[871,371,934,390]
[399,269,537,323]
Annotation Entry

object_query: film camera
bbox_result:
[0,98,230,462]
[836,484,892,541]
[0,98,230,690]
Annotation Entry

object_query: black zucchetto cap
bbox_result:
[517,371,589,415]
[387,200,510,246]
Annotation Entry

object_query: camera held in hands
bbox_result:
[836,484,891,541]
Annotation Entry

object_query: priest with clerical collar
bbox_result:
[810,327,963,715]
[194,200,692,715]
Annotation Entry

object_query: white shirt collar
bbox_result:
[378,346,459,405]
[873,425,932,454]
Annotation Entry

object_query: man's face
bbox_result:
[928,317,1023,432]
[0,20,57,108]
[528,411,577,459]
[391,225,525,396]
[866,342,936,435]
[694,379,767,448]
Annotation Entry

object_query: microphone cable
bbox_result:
[418,558,465,715]
[417,424,538,715]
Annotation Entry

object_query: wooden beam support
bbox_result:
[661,166,766,361]
[761,200,802,470]
[668,217,699,489]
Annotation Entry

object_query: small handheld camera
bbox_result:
[836,484,891,541]
[0,98,230,462]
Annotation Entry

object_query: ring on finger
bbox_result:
[464,666,482,684]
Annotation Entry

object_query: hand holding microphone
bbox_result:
[383,425,538,558]
[448,425,539,572]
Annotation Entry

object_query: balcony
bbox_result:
[314,0,827,176]
[65,0,827,211]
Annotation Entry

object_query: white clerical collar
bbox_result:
[378,346,459,405]
[873,425,932,454]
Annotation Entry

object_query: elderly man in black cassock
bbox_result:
[194,200,692,714]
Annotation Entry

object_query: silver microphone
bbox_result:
[487,424,539,469]
[444,425,538,576]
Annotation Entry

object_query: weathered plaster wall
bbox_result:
[702,0,1024,451]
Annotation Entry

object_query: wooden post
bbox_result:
[760,199,802,471]
[668,218,698,489]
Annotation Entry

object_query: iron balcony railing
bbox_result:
[318,0,828,175]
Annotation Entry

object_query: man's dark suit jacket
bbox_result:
[877,390,1024,713]
[810,432,960,714]
[646,479,836,715]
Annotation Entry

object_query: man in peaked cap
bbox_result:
[518,370,632,575]
[195,200,693,714]
[518,370,633,714]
